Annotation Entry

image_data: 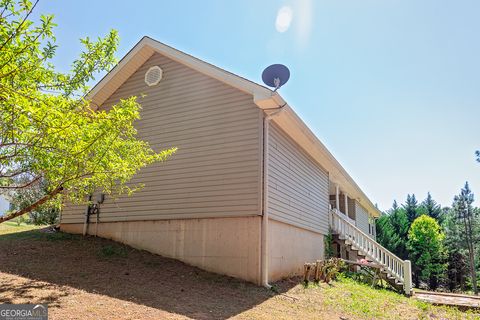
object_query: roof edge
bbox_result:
[88,36,273,107]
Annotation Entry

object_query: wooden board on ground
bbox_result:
[414,291,480,309]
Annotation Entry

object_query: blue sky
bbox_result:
[4,0,475,212]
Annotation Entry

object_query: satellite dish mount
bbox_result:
[262,64,290,91]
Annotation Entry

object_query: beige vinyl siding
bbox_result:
[267,123,330,235]
[355,201,373,238]
[61,52,262,224]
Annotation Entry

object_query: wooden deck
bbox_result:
[414,291,480,309]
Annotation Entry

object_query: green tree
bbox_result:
[419,192,443,223]
[375,214,393,248]
[475,207,480,289]
[376,200,409,260]
[408,215,446,290]
[403,194,419,225]
[452,182,478,294]
[4,177,59,224]
[0,0,175,223]
[442,208,469,292]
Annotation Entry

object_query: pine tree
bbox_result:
[392,200,399,210]
[475,207,480,287]
[376,201,409,260]
[404,194,419,225]
[443,208,469,292]
[452,182,478,295]
[420,193,443,223]
[376,213,400,256]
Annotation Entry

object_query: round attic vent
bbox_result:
[145,66,163,86]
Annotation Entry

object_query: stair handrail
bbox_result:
[331,209,403,265]
[331,209,412,295]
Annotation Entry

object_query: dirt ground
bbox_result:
[0,227,475,320]
[0,228,287,320]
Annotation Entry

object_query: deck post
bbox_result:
[403,260,412,296]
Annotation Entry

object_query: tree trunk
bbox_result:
[467,213,478,295]
[467,242,478,295]
[463,214,478,295]
[0,187,63,224]
[467,232,478,295]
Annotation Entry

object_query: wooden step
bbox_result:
[330,219,409,294]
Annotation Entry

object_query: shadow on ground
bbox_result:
[0,229,296,319]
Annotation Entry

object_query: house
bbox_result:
[0,196,9,216]
[60,37,412,294]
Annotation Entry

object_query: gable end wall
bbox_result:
[61,52,263,223]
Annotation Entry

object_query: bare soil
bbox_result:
[0,227,475,319]
[0,228,282,319]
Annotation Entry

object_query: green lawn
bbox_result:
[237,276,478,320]
[0,221,45,235]
[320,276,474,319]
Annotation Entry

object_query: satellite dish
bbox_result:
[262,64,290,91]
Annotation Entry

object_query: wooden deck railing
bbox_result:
[330,209,412,295]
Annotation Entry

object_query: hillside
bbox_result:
[0,223,476,320]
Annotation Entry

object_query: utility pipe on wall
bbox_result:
[261,105,286,288]
[82,194,92,236]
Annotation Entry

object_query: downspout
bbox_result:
[261,104,286,288]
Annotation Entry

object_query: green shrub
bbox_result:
[320,258,346,284]
[324,228,334,259]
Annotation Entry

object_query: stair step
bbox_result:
[332,229,408,294]
[333,216,410,292]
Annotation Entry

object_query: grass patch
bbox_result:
[237,276,477,319]
[0,222,44,235]
[96,244,128,258]
[0,222,78,242]
[319,275,475,319]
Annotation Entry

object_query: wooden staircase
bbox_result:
[330,209,413,295]
[334,236,404,291]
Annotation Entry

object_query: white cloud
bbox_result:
[275,6,293,33]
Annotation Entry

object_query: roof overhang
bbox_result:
[87,36,381,218]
